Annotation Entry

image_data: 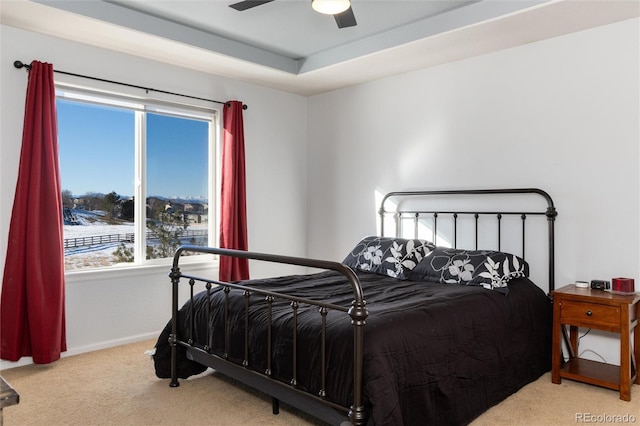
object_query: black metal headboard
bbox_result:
[378,188,557,292]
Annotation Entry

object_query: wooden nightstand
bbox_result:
[551,284,640,401]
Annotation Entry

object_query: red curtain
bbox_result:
[219,101,249,281]
[0,61,66,364]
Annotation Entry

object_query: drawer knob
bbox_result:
[586,310,592,316]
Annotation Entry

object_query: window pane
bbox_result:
[145,112,209,260]
[58,99,135,271]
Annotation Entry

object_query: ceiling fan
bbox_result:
[229,0,357,29]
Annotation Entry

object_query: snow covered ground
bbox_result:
[64,210,134,270]
[63,209,207,271]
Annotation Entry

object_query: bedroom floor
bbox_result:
[1,339,638,425]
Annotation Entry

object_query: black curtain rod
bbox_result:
[13,60,247,110]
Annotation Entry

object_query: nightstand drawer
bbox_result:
[560,300,620,330]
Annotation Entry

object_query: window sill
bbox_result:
[64,257,218,284]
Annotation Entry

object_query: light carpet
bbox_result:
[2,339,638,425]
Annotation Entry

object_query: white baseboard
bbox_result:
[0,331,160,371]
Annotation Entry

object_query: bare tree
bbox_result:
[61,189,74,208]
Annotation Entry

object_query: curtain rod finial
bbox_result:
[14,60,31,70]
[225,102,248,110]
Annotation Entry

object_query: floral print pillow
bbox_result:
[343,236,436,280]
[409,247,529,293]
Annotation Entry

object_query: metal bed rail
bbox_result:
[169,245,369,425]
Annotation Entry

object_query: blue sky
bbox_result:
[57,99,209,200]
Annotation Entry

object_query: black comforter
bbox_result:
[154,271,552,425]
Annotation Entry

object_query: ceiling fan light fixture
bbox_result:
[311,0,350,15]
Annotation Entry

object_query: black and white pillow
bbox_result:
[343,236,436,280]
[409,247,529,293]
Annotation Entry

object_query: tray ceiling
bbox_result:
[1,0,638,95]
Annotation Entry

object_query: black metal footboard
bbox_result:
[168,245,369,425]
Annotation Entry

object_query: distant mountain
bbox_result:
[169,196,208,204]
[147,195,208,204]
[72,193,207,204]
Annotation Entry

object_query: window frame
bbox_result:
[56,84,220,275]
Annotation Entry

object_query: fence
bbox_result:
[64,230,208,249]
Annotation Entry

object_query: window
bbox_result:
[57,88,217,271]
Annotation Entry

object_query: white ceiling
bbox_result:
[1,0,639,96]
[112,0,483,60]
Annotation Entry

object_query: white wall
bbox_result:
[2,17,639,369]
[306,18,640,364]
[0,25,308,367]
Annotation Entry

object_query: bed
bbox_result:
[153,188,558,425]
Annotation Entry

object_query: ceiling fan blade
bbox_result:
[229,0,275,12]
[334,6,357,28]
